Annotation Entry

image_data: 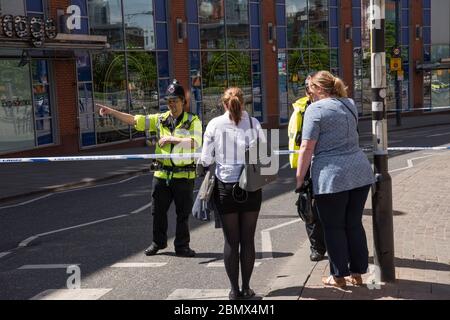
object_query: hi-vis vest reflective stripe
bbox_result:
[140,111,201,180]
[288,96,310,169]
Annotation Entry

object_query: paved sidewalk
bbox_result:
[265,152,450,300]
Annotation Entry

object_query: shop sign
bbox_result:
[0,15,57,47]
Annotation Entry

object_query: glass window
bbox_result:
[92,52,129,144]
[123,0,156,50]
[127,52,159,116]
[250,26,260,49]
[188,24,200,49]
[226,0,249,49]
[71,0,89,16]
[286,0,308,48]
[88,0,124,49]
[187,0,199,23]
[79,83,94,114]
[201,51,227,123]
[277,27,287,49]
[156,22,168,49]
[77,54,92,82]
[199,0,225,49]
[249,2,259,25]
[26,0,43,12]
[0,60,35,153]
[276,3,286,26]
[157,51,169,78]
[154,0,166,21]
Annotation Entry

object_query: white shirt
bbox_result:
[200,111,265,183]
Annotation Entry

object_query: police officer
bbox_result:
[97,80,202,257]
[288,74,326,262]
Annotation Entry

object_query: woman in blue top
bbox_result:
[296,71,375,288]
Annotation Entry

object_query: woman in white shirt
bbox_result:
[201,87,263,300]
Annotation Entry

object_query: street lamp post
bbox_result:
[370,0,396,283]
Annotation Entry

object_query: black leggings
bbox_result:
[220,211,259,292]
[315,185,371,278]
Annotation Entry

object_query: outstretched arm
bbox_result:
[96,103,136,126]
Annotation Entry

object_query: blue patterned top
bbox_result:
[302,98,375,195]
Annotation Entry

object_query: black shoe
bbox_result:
[144,243,167,256]
[240,288,255,299]
[228,290,241,300]
[310,251,325,262]
[175,247,196,257]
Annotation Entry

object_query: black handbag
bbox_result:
[295,178,315,224]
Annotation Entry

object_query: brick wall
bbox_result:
[168,1,190,112]
[262,0,280,129]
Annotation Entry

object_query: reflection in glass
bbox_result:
[32,60,51,119]
[126,51,158,138]
[286,0,308,48]
[225,0,249,49]
[36,119,53,145]
[123,0,155,50]
[92,52,129,143]
[0,60,35,153]
[88,0,124,49]
[288,50,308,106]
[199,0,225,49]
[201,51,227,123]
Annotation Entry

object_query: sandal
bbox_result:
[345,274,363,286]
[321,275,346,288]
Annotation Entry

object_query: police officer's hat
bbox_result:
[165,80,185,101]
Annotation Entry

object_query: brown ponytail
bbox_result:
[311,71,348,98]
[222,87,244,125]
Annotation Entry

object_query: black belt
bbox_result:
[160,165,196,173]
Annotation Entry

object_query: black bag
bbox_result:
[295,178,315,224]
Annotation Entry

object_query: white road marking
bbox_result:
[110,262,167,268]
[427,132,450,137]
[9,200,154,256]
[261,219,301,260]
[0,174,147,211]
[18,264,79,270]
[166,289,230,300]
[389,154,435,173]
[0,252,11,259]
[281,162,291,170]
[131,202,152,214]
[0,194,53,211]
[30,289,112,300]
[19,214,128,248]
[206,261,262,268]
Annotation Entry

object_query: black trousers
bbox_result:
[151,177,194,250]
[315,185,371,278]
[305,203,326,255]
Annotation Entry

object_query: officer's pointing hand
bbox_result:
[96,103,113,117]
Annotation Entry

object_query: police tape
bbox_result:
[1,147,449,163]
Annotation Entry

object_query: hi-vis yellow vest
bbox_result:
[134,111,202,179]
[288,96,310,169]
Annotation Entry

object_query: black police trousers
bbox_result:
[151,177,194,250]
[305,203,326,255]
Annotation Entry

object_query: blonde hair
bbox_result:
[222,87,244,125]
[311,71,348,98]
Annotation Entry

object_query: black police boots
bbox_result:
[144,243,167,256]
[175,247,196,257]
